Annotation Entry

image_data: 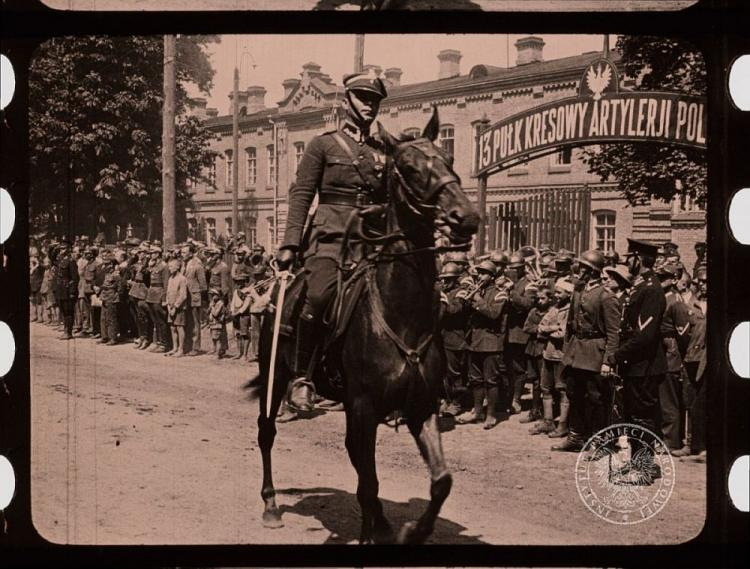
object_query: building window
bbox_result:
[551,147,572,166]
[207,161,217,192]
[206,217,217,244]
[245,147,256,188]
[267,144,276,187]
[248,227,257,249]
[593,210,616,252]
[439,125,455,157]
[187,218,197,240]
[403,127,421,139]
[294,142,305,170]
[225,150,233,190]
[267,215,275,250]
[224,216,233,238]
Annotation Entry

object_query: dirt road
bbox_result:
[30,323,705,545]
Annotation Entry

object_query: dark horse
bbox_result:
[249,108,479,544]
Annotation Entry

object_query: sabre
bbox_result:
[266,263,290,418]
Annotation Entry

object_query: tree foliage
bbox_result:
[581,36,707,206]
[29,35,219,239]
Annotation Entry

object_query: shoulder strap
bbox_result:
[330,131,376,193]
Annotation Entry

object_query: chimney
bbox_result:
[362,63,383,77]
[515,36,545,66]
[245,85,267,114]
[206,107,218,118]
[438,49,462,79]
[302,61,323,78]
[228,90,249,115]
[282,78,300,100]
[384,67,403,87]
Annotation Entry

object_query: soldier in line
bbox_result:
[129,244,153,350]
[30,253,46,323]
[145,245,171,353]
[553,250,620,453]
[656,262,692,451]
[457,260,508,429]
[207,287,230,359]
[438,261,470,417]
[182,243,208,356]
[522,285,553,428]
[230,245,254,360]
[54,241,80,340]
[165,258,188,358]
[206,247,231,355]
[613,239,668,479]
[96,251,120,345]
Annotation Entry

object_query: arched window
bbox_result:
[245,147,257,188]
[439,124,455,157]
[592,210,617,252]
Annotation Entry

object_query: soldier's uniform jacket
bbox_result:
[209,260,231,298]
[54,255,80,302]
[539,303,569,362]
[467,285,508,353]
[562,278,620,372]
[684,299,706,380]
[614,270,668,377]
[83,259,99,295]
[661,288,691,372]
[440,285,470,352]
[128,261,150,301]
[281,122,387,260]
[231,260,253,286]
[146,260,170,304]
[523,306,549,358]
[506,276,536,345]
[99,269,120,305]
[183,257,208,308]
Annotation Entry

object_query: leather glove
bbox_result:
[275,247,296,271]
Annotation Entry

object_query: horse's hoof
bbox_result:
[262,509,284,529]
[396,521,420,544]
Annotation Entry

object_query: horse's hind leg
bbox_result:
[399,413,453,544]
[345,399,394,544]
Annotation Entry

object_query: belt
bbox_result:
[575,330,606,340]
[318,190,376,208]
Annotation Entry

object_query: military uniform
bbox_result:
[614,269,667,434]
[280,120,387,323]
[146,258,171,350]
[560,277,620,445]
[505,276,535,409]
[54,250,80,338]
[183,256,208,353]
[99,266,120,343]
[683,298,707,454]
[440,281,470,407]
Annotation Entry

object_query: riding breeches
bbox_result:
[301,256,338,323]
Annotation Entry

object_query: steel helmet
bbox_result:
[445,251,469,266]
[540,253,556,268]
[577,249,606,273]
[476,259,497,276]
[439,262,462,279]
[489,250,509,266]
[508,252,525,269]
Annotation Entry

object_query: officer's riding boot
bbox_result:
[530,396,555,435]
[456,386,485,424]
[548,393,570,438]
[288,315,317,412]
[483,386,500,430]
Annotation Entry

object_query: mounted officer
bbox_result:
[275,68,389,410]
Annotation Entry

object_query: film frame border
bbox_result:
[0,0,748,565]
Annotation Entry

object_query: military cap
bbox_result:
[58,238,72,247]
[519,245,537,260]
[87,247,99,257]
[445,251,469,266]
[123,237,141,247]
[459,276,475,288]
[694,264,707,280]
[540,252,556,268]
[439,261,462,279]
[577,249,606,273]
[554,256,572,272]
[476,259,497,276]
[604,265,634,288]
[626,238,659,257]
[603,250,620,264]
[149,245,163,254]
[557,248,575,260]
[252,243,264,252]
[507,252,525,269]
[656,262,680,278]
[489,250,509,266]
[236,232,247,240]
[663,241,679,254]
[343,68,388,100]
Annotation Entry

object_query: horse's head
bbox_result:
[377,108,479,245]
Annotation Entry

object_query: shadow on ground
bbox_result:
[278,486,487,544]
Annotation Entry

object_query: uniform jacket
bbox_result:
[77,257,88,298]
[467,284,507,353]
[231,260,253,285]
[662,288,691,372]
[82,259,99,295]
[165,272,188,310]
[183,257,207,307]
[540,303,569,362]
[54,255,80,302]
[30,263,45,293]
[208,261,231,298]
[99,269,120,304]
[523,306,549,358]
[614,270,668,377]
[562,279,620,372]
[128,262,150,301]
[280,125,387,260]
[684,300,706,381]
[146,260,170,304]
[440,285,470,351]
[506,276,535,344]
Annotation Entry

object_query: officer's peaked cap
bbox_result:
[627,238,659,257]
[343,69,388,100]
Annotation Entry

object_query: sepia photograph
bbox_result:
[27,30,709,546]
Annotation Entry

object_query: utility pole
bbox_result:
[354,34,365,73]
[232,67,240,236]
[603,34,610,58]
[162,34,176,247]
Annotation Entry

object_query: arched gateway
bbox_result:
[472,57,707,254]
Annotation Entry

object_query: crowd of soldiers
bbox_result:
[436,239,708,478]
[29,232,274,360]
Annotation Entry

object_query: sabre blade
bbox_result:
[266,272,289,418]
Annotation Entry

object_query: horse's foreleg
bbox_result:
[399,413,452,544]
[257,371,290,529]
[345,399,394,544]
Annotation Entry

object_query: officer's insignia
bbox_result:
[637,315,653,331]
[494,292,508,302]
[676,323,690,336]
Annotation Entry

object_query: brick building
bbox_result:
[187,36,706,269]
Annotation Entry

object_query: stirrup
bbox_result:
[288,377,316,412]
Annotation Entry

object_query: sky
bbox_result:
[191,34,617,115]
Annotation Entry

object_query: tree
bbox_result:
[581,36,707,206]
[29,35,219,240]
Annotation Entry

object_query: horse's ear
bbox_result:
[377,122,400,153]
[422,106,440,142]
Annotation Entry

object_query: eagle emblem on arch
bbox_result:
[580,58,620,100]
